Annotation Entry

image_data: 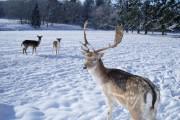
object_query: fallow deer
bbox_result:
[21,35,42,55]
[53,38,61,55]
[81,21,160,120]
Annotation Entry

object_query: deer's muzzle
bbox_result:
[83,65,87,69]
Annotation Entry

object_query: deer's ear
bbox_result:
[98,52,104,59]
[81,51,86,55]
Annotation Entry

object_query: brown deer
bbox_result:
[53,38,61,55]
[81,21,160,120]
[21,35,42,55]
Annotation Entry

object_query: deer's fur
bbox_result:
[53,38,61,55]
[21,35,42,55]
[82,21,160,120]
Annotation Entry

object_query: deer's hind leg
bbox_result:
[56,48,58,55]
[35,48,37,54]
[23,48,25,54]
[58,46,60,54]
[23,46,28,55]
[141,91,159,120]
[130,109,144,120]
[53,45,55,54]
[32,47,34,54]
[142,104,158,120]
[128,101,144,120]
[130,101,156,120]
[22,46,25,54]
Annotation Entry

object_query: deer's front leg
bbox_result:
[105,95,113,120]
[107,102,113,120]
[32,48,34,54]
[25,48,27,55]
[23,48,24,54]
[58,48,60,54]
[35,48,37,55]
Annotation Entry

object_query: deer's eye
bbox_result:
[87,53,92,57]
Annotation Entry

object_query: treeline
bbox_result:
[0,0,179,34]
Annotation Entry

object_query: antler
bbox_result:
[81,21,123,53]
[95,25,123,53]
[81,20,90,53]
[83,21,89,46]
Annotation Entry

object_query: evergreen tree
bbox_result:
[0,2,5,18]
[158,0,178,35]
[62,0,83,24]
[83,0,95,21]
[142,0,151,34]
[95,0,104,7]
[47,0,59,26]
[31,3,41,28]
[92,0,114,29]
[130,0,142,33]
[1,0,179,31]
[116,0,130,32]
[122,0,142,33]
[68,0,83,24]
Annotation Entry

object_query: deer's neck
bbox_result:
[38,39,41,45]
[88,59,109,85]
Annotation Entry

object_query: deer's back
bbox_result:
[22,40,39,47]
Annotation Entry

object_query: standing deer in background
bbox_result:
[81,21,160,120]
[21,35,42,55]
[53,38,61,55]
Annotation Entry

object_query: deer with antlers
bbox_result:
[81,21,160,120]
[21,35,42,55]
[53,38,61,55]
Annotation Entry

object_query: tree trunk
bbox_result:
[137,29,140,34]
[145,29,148,34]
[20,18,23,24]
[46,22,48,28]
[162,31,165,35]
[126,29,129,33]
[161,24,166,35]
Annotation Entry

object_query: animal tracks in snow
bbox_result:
[0,31,179,120]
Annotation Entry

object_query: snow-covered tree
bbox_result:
[1,0,179,32]
[83,0,95,21]
[0,2,5,18]
[31,3,41,28]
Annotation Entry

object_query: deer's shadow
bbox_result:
[0,104,16,120]
[38,54,83,60]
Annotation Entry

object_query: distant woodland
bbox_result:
[0,0,179,34]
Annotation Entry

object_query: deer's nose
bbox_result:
[83,65,87,69]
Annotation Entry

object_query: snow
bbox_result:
[0,19,82,31]
[0,31,180,120]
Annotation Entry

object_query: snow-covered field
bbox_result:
[0,31,180,120]
[0,19,82,31]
